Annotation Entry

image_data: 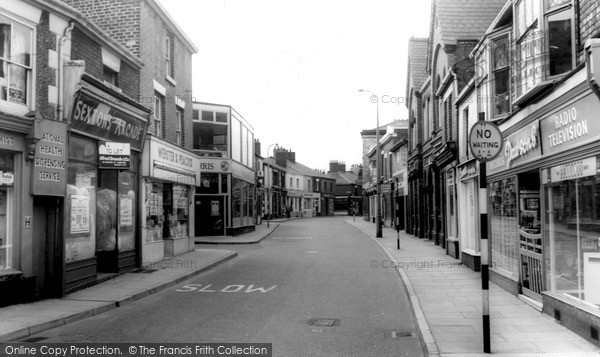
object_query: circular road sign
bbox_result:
[469,121,503,162]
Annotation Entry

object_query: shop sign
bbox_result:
[70,91,146,150]
[541,94,600,156]
[198,158,232,173]
[32,120,67,196]
[549,157,597,183]
[152,142,195,171]
[487,121,541,175]
[460,161,478,181]
[381,183,391,193]
[0,133,23,151]
[99,142,130,169]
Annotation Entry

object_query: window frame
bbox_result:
[544,2,575,79]
[165,34,174,80]
[176,109,183,146]
[0,13,35,113]
[489,31,511,118]
[153,94,164,138]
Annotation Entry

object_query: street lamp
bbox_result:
[359,88,382,238]
[266,143,278,228]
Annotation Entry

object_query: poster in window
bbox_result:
[70,195,90,234]
[211,200,220,216]
[120,196,133,227]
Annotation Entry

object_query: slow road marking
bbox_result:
[176,284,277,293]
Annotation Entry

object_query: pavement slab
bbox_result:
[346,218,600,357]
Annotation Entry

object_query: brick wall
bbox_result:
[36,11,58,120]
[578,0,600,62]
[61,0,141,56]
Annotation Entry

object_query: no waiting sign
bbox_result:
[469,121,503,162]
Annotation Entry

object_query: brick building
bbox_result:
[0,0,153,303]
[62,0,199,266]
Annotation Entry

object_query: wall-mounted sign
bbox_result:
[32,120,67,196]
[99,142,131,169]
[540,94,600,156]
[549,157,598,183]
[70,91,146,150]
[198,158,232,173]
[469,121,503,162]
[487,121,541,175]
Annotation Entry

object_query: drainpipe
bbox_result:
[57,20,75,121]
[585,39,600,101]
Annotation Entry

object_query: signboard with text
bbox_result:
[99,142,131,169]
[469,121,503,162]
[32,120,67,196]
[487,121,541,175]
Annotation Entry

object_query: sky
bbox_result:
[158,0,431,172]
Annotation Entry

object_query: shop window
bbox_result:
[197,173,219,194]
[66,136,97,263]
[193,121,228,155]
[117,170,137,251]
[145,182,164,242]
[0,14,33,111]
[489,177,519,278]
[545,175,600,305]
[171,185,189,238]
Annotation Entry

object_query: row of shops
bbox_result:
[0,75,257,303]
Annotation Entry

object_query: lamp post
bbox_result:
[359,89,382,238]
[266,143,278,228]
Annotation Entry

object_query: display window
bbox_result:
[545,175,600,305]
[145,181,164,242]
[232,178,254,227]
[66,136,97,263]
[489,177,519,278]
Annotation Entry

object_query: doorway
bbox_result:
[195,196,225,236]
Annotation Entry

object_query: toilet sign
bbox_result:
[469,122,503,162]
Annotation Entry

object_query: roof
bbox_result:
[263,157,287,172]
[328,171,359,186]
[361,120,407,137]
[407,37,429,96]
[435,0,508,44]
[286,161,331,180]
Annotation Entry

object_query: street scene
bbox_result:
[3,0,600,356]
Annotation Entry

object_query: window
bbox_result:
[165,34,174,79]
[215,112,227,123]
[176,110,183,146]
[202,111,213,121]
[491,35,510,116]
[0,14,33,110]
[290,178,293,188]
[102,66,118,87]
[546,4,574,76]
[0,152,14,271]
[192,109,199,120]
[296,178,299,188]
[153,94,163,138]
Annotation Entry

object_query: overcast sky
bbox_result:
[158,0,431,171]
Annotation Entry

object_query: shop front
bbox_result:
[194,157,231,237]
[230,161,255,235]
[65,77,150,293]
[457,160,480,271]
[537,91,600,341]
[487,120,542,297]
[141,136,197,264]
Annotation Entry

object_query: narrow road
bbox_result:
[26,217,423,357]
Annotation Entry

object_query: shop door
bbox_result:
[518,173,543,300]
[33,197,63,298]
[195,196,225,236]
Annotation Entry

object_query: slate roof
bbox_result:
[407,37,429,95]
[328,171,360,186]
[435,0,509,43]
[286,161,331,180]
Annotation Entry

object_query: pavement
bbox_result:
[347,218,600,357]
[0,221,282,343]
[195,220,280,244]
